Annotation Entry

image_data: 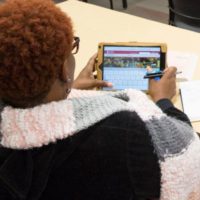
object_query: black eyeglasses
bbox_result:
[72,37,80,54]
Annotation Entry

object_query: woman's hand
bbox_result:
[149,67,177,102]
[72,54,113,90]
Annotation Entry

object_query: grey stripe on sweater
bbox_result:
[146,116,194,161]
[72,95,127,131]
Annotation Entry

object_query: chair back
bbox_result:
[169,0,200,32]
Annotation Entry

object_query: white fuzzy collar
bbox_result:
[0,89,163,149]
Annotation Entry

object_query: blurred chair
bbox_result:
[121,0,128,9]
[168,0,200,32]
[81,0,127,10]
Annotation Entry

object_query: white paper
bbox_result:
[167,51,198,80]
[180,80,200,122]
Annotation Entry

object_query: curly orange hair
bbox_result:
[0,0,74,107]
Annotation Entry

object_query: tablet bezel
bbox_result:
[96,42,167,92]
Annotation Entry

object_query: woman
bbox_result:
[0,0,200,200]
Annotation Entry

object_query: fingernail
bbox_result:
[107,82,113,87]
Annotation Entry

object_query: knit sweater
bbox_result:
[0,89,200,200]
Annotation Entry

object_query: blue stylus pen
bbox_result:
[143,71,182,79]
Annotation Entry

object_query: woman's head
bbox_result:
[0,0,75,107]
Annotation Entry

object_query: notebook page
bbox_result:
[180,80,200,122]
[168,51,198,80]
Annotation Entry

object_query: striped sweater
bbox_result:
[0,89,200,199]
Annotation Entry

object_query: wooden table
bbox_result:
[58,0,200,132]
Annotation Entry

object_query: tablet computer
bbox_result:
[96,42,167,91]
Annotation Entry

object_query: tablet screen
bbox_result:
[102,45,162,91]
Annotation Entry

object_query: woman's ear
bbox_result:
[59,61,68,83]
[59,54,75,84]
